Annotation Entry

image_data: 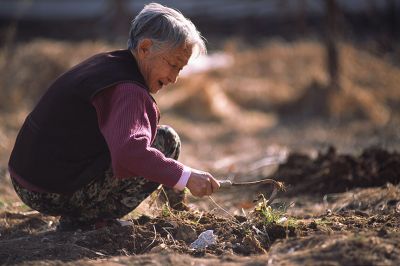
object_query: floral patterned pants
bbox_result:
[12,125,184,224]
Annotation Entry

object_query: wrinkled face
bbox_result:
[135,39,192,94]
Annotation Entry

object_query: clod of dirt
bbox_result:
[175,224,197,243]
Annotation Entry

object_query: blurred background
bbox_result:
[0,1,400,197]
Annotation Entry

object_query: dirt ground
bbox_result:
[1,39,400,265]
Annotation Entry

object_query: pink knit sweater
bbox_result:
[92,83,190,189]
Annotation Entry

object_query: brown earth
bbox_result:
[1,150,399,265]
[1,38,400,265]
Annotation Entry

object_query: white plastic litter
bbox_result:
[190,230,217,249]
[277,217,288,224]
[118,220,133,227]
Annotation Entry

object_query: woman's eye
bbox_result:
[164,58,180,70]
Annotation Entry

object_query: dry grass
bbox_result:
[1,38,398,118]
[156,39,400,136]
[0,39,117,110]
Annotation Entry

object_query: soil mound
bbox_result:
[274,146,400,195]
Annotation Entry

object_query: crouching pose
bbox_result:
[8,3,220,231]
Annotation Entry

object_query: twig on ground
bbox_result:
[208,196,241,226]
[70,244,107,257]
[195,211,204,224]
[143,224,157,252]
[263,225,271,245]
[162,227,177,246]
[147,185,163,209]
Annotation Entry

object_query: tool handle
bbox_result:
[218,179,233,189]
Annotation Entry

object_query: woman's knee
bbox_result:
[152,125,181,160]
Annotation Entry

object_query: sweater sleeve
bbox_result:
[91,83,186,188]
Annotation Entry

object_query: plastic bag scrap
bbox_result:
[190,230,217,249]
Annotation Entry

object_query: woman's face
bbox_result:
[135,39,192,94]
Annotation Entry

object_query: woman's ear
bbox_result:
[137,38,153,59]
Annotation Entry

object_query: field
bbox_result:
[0,38,399,265]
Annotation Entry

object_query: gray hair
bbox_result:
[127,3,206,56]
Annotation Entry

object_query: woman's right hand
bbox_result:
[186,169,220,197]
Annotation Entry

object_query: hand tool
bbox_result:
[217,178,285,205]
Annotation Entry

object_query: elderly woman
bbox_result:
[8,3,220,231]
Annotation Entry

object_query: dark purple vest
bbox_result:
[9,49,150,193]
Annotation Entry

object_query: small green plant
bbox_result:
[161,203,172,217]
[254,194,282,224]
[314,218,330,227]
[287,217,299,228]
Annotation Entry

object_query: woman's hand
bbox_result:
[186,169,220,197]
